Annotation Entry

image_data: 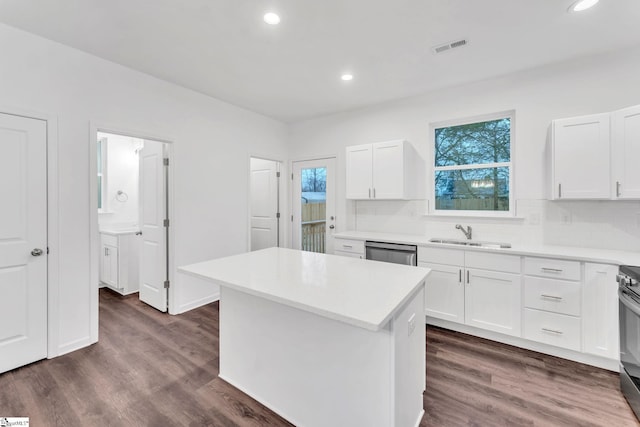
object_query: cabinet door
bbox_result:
[420,262,464,324]
[465,268,521,337]
[345,144,372,199]
[103,244,119,288]
[583,263,619,360]
[552,114,610,200]
[612,105,640,199]
[372,140,405,199]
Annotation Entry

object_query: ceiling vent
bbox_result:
[432,39,468,54]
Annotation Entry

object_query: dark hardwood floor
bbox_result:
[0,288,638,426]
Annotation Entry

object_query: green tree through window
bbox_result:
[433,113,513,213]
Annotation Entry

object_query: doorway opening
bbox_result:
[292,158,336,254]
[95,131,171,313]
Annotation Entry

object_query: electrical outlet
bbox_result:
[408,313,416,336]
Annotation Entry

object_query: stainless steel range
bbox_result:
[619,265,640,419]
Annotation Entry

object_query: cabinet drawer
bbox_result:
[333,238,364,255]
[524,277,581,316]
[524,257,581,281]
[334,250,363,259]
[101,233,118,247]
[465,251,521,274]
[523,308,581,352]
[418,247,464,265]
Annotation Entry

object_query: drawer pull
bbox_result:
[541,267,563,273]
[541,294,563,301]
[541,328,563,335]
[342,245,353,249]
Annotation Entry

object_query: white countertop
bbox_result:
[179,247,430,332]
[335,230,640,266]
[100,227,140,236]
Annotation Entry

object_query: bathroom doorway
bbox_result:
[94,131,171,312]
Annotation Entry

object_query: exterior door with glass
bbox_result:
[292,158,336,254]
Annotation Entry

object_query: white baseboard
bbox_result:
[175,292,220,314]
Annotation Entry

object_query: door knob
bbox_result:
[31,248,44,256]
[329,225,335,229]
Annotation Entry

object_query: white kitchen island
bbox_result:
[179,247,430,427]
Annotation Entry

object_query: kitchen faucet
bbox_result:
[455,224,472,240]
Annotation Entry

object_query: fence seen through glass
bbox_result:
[300,167,327,253]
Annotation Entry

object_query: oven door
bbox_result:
[619,287,640,418]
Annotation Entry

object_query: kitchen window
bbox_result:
[430,111,514,216]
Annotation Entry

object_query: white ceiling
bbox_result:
[1,0,639,122]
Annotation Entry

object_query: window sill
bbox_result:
[423,212,526,221]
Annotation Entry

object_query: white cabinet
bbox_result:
[419,247,521,337]
[465,268,522,337]
[333,237,365,259]
[99,232,140,295]
[550,113,611,200]
[346,140,419,200]
[582,263,619,359]
[612,104,640,199]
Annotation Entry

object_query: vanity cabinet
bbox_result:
[550,113,611,200]
[99,232,140,295]
[419,248,522,337]
[345,140,419,200]
[612,104,640,199]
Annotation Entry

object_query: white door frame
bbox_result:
[0,105,60,359]
[289,154,337,251]
[247,154,286,251]
[89,122,176,324]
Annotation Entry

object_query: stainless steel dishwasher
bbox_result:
[365,241,417,266]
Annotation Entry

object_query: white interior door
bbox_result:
[250,158,280,251]
[139,141,168,312]
[0,113,47,373]
[292,158,336,254]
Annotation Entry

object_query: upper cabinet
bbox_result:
[612,105,640,199]
[550,104,640,201]
[346,140,419,200]
[550,113,611,200]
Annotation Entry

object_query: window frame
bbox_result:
[428,110,516,218]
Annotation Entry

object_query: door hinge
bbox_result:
[276,171,280,178]
[276,212,281,219]
[163,158,169,166]
[164,280,170,289]
[46,247,50,255]
[291,215,294,222]
[163,219,170,227]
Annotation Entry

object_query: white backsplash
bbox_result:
[352,199,640,252]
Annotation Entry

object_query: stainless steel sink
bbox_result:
[428,238,511,249]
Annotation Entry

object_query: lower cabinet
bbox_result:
[421,246,620,367]
[99,232,140,295]
[333,238,365,259]
[419,248,522,337]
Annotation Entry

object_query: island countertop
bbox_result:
[179,247,430,332]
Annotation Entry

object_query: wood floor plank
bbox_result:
[1,289,638,426]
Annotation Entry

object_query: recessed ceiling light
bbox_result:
[263,12,280,25]
[341,74,354,81]
[569,0,599,12]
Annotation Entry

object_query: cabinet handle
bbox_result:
[616,181,621,197]
[541,294,563,301]
[542,328,563,335]
[459,269,462,283]
[342,244,353,249]
[368,188,371,199]
[541,267,563,273]
[373,188,376,198]
[105,248,109,256]
[558,183,562,198]
[466,270,470,284]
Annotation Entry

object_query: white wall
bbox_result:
[98,133,142,228]
[0,23,288,356]
[288,47,640,252]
